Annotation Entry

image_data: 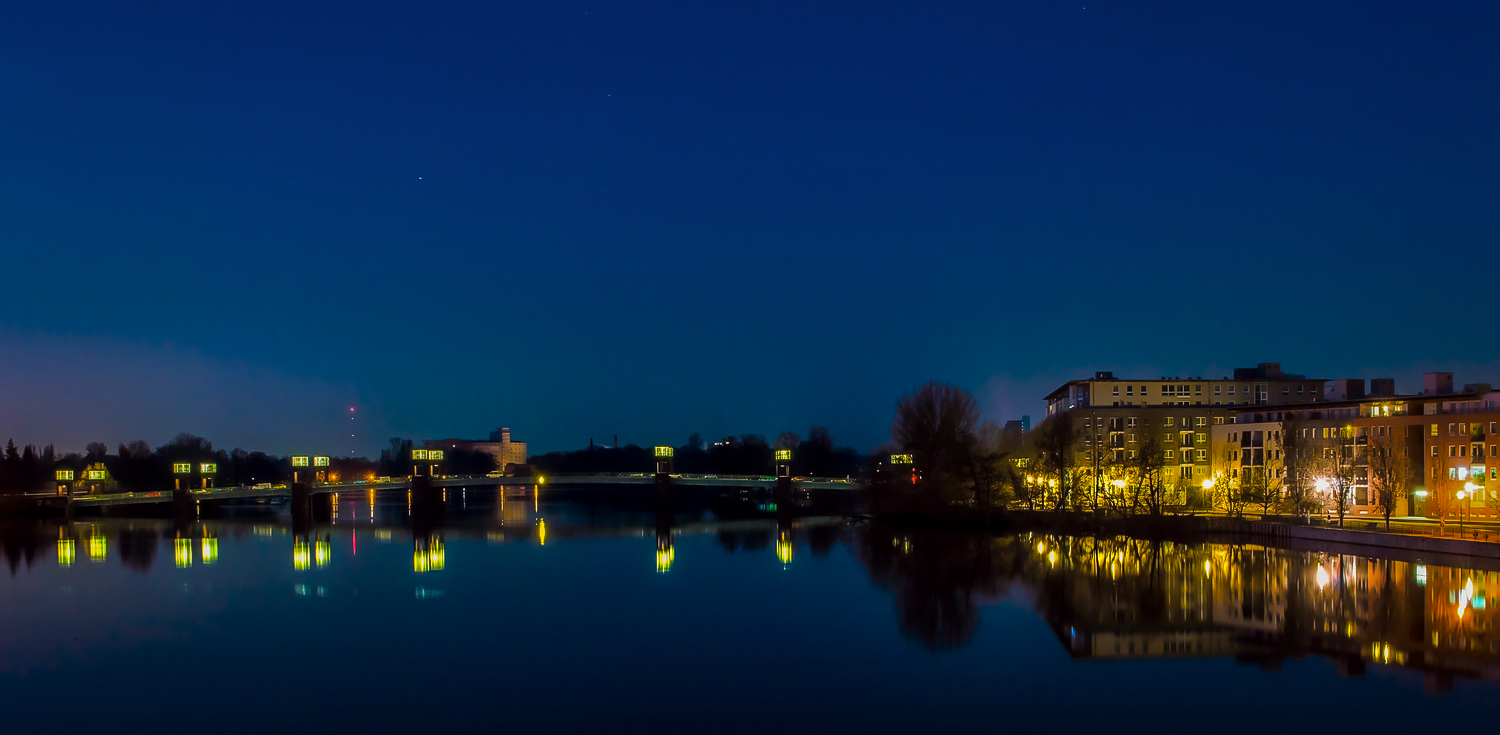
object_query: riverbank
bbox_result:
[871,506,1500,560]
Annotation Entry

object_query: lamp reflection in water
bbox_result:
[537,518,547,546]
[174,537,193,568]
[314,535,331,568]
[201,534,218,566]
[57,533,75,568]
[88,533,107,563]
[413,536,445,573]
[293,537,311,570]
[656,537,675,573]
[777,530,794,566]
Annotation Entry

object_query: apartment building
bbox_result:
[1212,373,1500,519]
[1042,363,1325,505]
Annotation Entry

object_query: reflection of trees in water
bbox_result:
[0,522,49,575]
[851,524,1018,650]
[716,529,773,554]
[116,528,159,573]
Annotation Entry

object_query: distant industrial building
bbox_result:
[425,427,527,473]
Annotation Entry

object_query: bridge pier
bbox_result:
[774,476,792,510]
[290,483,312,536]
[410,475,445,533]
[171,488,196,522]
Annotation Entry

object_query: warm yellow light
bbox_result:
[314,538,331,568]
[1316,565,1330,589]
[777,538,794,565]
[87,534,107,562]
[413,537,445,572]
[201,537,218,565]
[1111,479,1126,488]
[57,538,75,567]
[537,518,547,546]
[1202,479,1215,489]
[656,545,675,573]
[293,538,310,570]
[174,538,193,568]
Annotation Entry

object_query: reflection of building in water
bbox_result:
[1024,534,1500,687]
[777,528,794,566]
[414,536,446,572]
[499,493,530,527]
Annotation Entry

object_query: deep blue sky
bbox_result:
[2,1,1497,455]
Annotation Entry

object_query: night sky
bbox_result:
[2,1,1497,456]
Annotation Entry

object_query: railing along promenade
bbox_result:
[67,472,861,508]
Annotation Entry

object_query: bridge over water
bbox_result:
[69,473,861,508]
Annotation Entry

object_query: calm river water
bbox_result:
[3,487,1500,733]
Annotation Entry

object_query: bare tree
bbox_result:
[773,431,801,450]
[892,381,981,485]
[1212,471,1249,517]
[1367,425,1412,530]
[1317,426,1359,526]
[1280,421,1321,517]
[1031,412,1080,511]
[1123,432,1169,516]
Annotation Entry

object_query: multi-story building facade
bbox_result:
[426,427,528,474]
[1212,372,1500,519]
[1042,363,1326,506]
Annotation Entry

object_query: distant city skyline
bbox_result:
[2,2,1497,455]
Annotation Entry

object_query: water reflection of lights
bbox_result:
[656,542,675,573]
[1458,578,1476,619]
[413,537,445,573]
[777,531,794,566]
[537,518,547,546]
[1316,566,1330,589]
[201,536,218,565]
[88,534,107,562]
[57,537,75,567]
[1204,560,1212,578]
[1416,565,1427,585]
[314,537,331,568]
[174,537,193,568]
[293,538,311,570]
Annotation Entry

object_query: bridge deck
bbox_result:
[69,473,860,507]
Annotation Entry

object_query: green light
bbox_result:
[172,462,192,474]
[428,450,444,461]
[55,470,74,481]
[654,446,674,458]
[775,449,792,461]
[291,456,310,467]
[200,463,217,474]
[411,449,428,460]
[313,456,331,467]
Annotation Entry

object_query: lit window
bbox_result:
[1165,417,1174,427]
